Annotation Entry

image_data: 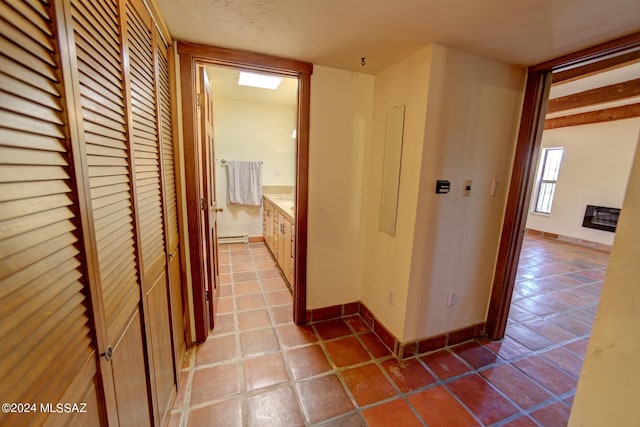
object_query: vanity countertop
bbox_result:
[264,194,294,222]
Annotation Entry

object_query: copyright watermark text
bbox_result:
[2,402,87,414]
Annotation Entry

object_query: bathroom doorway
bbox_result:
[178,43,312,342]
[205,65,298,247]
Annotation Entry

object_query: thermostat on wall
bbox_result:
[436,180,450,194]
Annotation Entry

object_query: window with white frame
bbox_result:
[534,147,564,214]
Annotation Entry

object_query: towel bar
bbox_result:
[220,158,263,165]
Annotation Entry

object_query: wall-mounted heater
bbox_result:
[218,234,249,244]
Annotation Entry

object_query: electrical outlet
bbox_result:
[447,290,457,307]
[386,288,395,306]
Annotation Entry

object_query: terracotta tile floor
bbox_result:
[170,236,607,426]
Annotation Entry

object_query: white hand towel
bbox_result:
[227,161,262,206]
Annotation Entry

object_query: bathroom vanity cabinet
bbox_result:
[263,196,295,285]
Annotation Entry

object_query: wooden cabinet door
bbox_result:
[283,219,294,284]
[264,200,274,251]
[275,211,284,264]
[276,214,292,281]
[273,209,280,259]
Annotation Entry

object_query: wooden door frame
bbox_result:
[178,42,313,343]
[486,31,640,340]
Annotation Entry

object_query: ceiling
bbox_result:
[550,62,640,98]
[156,0,640,74]
[203,59,640,124]
[547,60,640,121]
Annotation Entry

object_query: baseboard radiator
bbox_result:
[218,234,249,244]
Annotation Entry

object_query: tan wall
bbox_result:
[403,46,524,341]
[360,46,435,338]
[266,45,524,342]
[568,134,640,426]
[174,44,525,344]
[307,66,375,309]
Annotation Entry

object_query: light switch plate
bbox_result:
[463,179,472,196]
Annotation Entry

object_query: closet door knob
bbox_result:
[101,346,114,362]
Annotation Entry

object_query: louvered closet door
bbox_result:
[125,0,175,421]
[67,0,151,424]
[0,1,101,426]
[125,0,165,280]
[156,32,185,377]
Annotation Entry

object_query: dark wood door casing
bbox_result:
[180,54,209,343]
[485,70,552,340]
[178,43,312,342]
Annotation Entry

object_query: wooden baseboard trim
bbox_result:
[526,228,612,252]
[307,301,485,359]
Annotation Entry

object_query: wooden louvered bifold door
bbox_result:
[125,0,165,281]
[67,0,151,424]
[124,0,176,422]
[0,0,102,425]
[156,32,185,380]
[69,0,141,342]
[1,0,182,424]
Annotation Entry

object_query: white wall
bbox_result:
[526,118,640,245]
[307,66,374,309]
[213,97,297,238]
[568,132,640,426]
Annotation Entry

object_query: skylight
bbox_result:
[238,71,282,90]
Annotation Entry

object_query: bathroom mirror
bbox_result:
[379,105,406,236]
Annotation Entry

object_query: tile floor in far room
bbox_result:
[170,236,608,426]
